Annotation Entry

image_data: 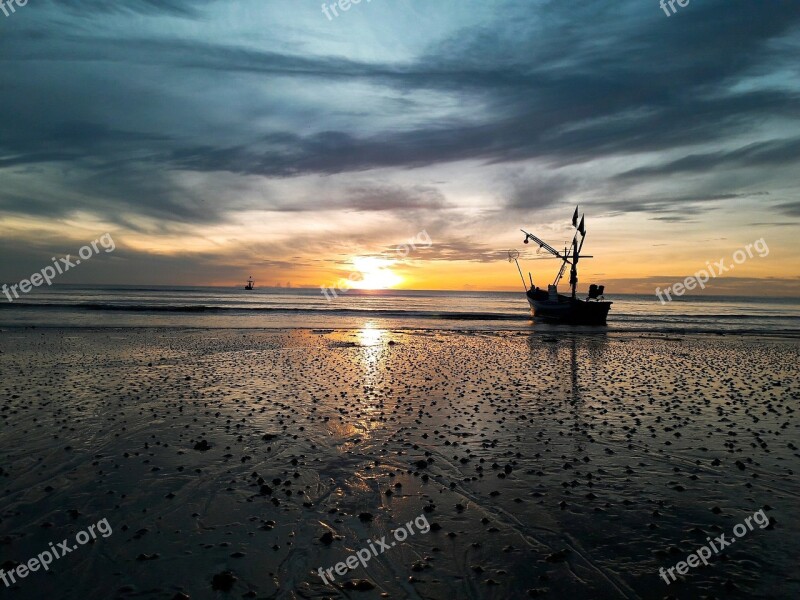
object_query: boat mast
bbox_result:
[570,212,586,299]
[521,206,589,299]
[521,231,569,281]
[570,242,578,299]
[507,251,527,292]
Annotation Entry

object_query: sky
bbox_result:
[0,0,798,294]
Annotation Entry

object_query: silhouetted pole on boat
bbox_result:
[508,250,527,292]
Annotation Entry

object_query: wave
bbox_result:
[1,302,797,320]
[0,302,534,321]
[2,302,798,336]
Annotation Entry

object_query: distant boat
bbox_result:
[245,276,255,290]
[510,206,612,324]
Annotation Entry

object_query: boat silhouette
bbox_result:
[511,207,612,324]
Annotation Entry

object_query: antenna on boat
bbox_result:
[507,250,527,292]
[517,207,611,324]
[520,205,592,298]
[569,211,587,299]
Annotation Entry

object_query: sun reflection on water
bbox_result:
[347,322,387,439]
[358,322,386,375]
[358,322,384,349]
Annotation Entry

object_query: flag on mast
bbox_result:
[578,214,586,236]
[572,206,579,227]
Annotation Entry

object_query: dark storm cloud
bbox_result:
[250,183,449,213]
[344,184,448,212]
[150,0,800,176]
[775,201,800,217]
[46,0,214,16]
[0,164,233,227]
[615,138,800,180]
[592,193,763,216]
[0,0,798,225]
[503,173,579,211]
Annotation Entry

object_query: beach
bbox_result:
[1,327,797,599]
[4,0,800,597]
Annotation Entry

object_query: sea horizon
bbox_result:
[1,285,798,336]
[3,282,800,297]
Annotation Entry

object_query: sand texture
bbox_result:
[0,328,798,599]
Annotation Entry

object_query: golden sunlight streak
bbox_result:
[358,322,384,348]
[357,322,385,382]
[349,257,403,290]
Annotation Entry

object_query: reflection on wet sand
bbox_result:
[0,328,796,599]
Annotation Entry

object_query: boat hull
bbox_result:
[526,291,611,325]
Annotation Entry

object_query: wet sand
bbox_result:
[0,328,798,599]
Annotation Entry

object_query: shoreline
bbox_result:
[2,324,800,340]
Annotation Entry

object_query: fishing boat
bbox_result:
[510,207,611,324]
[244,276,255,290]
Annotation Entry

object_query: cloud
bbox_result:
[571,192,737,219]
[615,138,800,180]
[0,0,798,286]
[45,0,215,16]
[503,172,579,211]
[344,184,448,212]
[2,0,798,184]
[775,201,800,217]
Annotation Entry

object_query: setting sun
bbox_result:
[350,257,403,290]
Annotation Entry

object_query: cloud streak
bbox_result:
[0,0,798,289]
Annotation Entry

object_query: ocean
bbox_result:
[1,285,798,335]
